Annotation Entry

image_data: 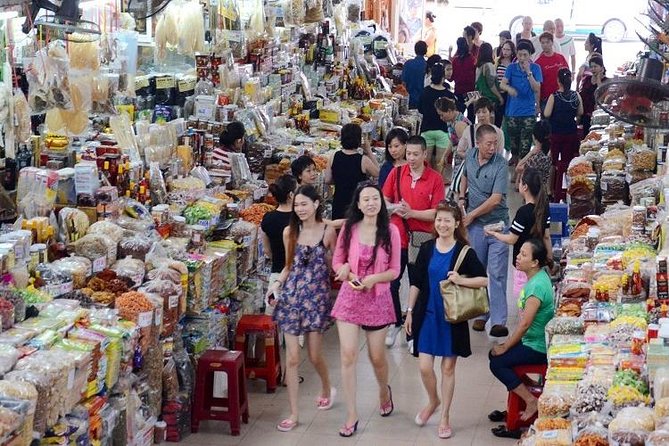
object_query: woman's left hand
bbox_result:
[491,343,507,356]
[360,276,377,290]
[447,271,463,285]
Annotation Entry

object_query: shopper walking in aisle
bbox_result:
[436,97,471,184]
[405,201,487,439]
[579,55,607,136]
[267,185,338,432]
[495,31,512,59]
[515,119,553,194]
[382,136,445,348]
[515,16,536,45]
[378,127,408,188]
[485,168,552,299]
[495,40,516,129]
[500,40,542,169]
[535,32,568,111]
[325,123,379,220]
[451,37,476,118]
[471,22,484,47]
[463,25,480,60]
[475,42,505,107]
[489,239,554,431]
[455,97,505,163]
[544,68,583,202]
[424,12,438,57]
[331,183,402,437]
[261,174,298,315]
[402,41,428,109]
[577,33,603,88]
[458,124,509,337]
[424,54,443,87]
[291,155,319,186]
[419,64,455,172]
[531,21,562,62]
[554,18,576,73]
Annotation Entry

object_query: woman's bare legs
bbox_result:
[337,321,360,426]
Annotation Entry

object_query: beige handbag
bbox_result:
[439,246,489,323]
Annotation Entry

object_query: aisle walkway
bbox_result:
[183,191,525,445]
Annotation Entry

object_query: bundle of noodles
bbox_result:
[177,1,204,56]
[13,90,31,143]
[68,42,100,71]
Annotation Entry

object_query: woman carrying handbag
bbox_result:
[404,201,487,439]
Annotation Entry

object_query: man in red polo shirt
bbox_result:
[382,135,445,348]
[535,31,568,111]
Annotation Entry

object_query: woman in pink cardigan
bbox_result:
[331,182,402,437]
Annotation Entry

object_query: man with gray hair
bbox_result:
[458,124,510,337]
[554,18,576,73]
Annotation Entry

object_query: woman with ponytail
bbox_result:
[266,185,338,432]
[418,63,457,171]
[544,67,583,201]
[516,119,553,194]
[485,168,552,298]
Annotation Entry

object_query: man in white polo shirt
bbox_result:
[554,18,576,73]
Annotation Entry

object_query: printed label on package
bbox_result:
[138,311,153,328]
[93,257,107,273]
[169,294,179,309]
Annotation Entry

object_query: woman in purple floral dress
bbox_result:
[267,185,338,432]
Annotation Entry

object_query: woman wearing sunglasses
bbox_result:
[331,182,402,437]
[267,185,338,432]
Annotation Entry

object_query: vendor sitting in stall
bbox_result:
[213,121,246,165]
[488,238,554,433]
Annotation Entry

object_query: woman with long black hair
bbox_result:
[331,183,402,437]
[378,127,408,188]
[267,185,338,432]
[475,42,504,107]
[486,168,553,298]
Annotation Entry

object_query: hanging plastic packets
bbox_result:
[26,41,73,114]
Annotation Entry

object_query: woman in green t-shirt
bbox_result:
[488,239,554,427]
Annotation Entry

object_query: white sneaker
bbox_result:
[407,339,414,355]
[385,325,402,347]
[298,335,305,348]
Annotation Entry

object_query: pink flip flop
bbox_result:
[276,419,298,432]
[316,387,336,410]
[438,425,452,439]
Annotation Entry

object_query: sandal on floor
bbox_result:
[339,420,359,438]
[415,405,439,426]
[380,385,394,417]
[488,410,507,422]
[316,387,336,410]
[491,425,522,439]
[276,419,298,432]
[438,425,452,439]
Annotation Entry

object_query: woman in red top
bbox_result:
[451,37,476,121]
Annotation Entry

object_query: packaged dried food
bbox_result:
[628,145,656,171]
[574,425,609,446]
[140,280,181,337]
[118,235,153,261]
[626,169,655,185]
[534,429,572,445]
[629,177,660,206]
[572,381,608,414]
[87,220,124,243]
[603,157,626,172]
[162,357,179,401]
[111,257,145,287]
[538,385,575,418]
[601,171,627,203]
[57,207,90,243]
[0,298,14,330]
[147,267,181,284]
[0,288,25,323]
[610,430,647,446]
[545,317,585,345]
[609,406,655,433]
[655,368,669,399]
[51,256,92,289]
[534,418,572,431]
[561,281,591,299]
[647,429,669,446]
[656,398,669,418]
[0,344,19,374]
[568,157,595,177]
[115,291,155,352]
[73,234,115,271]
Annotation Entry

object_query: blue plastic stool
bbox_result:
[549,203,569,247]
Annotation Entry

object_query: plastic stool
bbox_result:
[235,315,281,393]
[549,203,569,237]
[192,349,249,436]
[506,364,547,431]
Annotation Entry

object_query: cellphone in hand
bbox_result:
[349,279,363,288]
[267,292,277,305]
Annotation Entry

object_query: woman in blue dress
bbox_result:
[404,201,487,439]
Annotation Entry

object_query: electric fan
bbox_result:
[125,0,173,20]
[22,0,101,42]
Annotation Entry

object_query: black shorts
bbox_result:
[361,324,389,332]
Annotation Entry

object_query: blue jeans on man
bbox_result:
[468,223,509,330]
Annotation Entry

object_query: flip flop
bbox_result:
[339,420,359,438]
[380,385,394,417]
[438,425,452,439]
[276,419,298,432]
[316,387,336,410]
[488,410,507,422]
[415,404,439,427]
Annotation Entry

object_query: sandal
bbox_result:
[438,425,452,439]
[276,418,298,432]
[339,420,359,438]
[380,385,394,417]
[415,404,439,426]
[316,387,336,410]
[491,425,522,439]
[488,410,507,422]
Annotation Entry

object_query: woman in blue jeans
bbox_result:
[488,239,554,431]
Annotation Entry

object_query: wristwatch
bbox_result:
[406,307,413,313]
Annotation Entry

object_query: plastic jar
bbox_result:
[153,420,166,443]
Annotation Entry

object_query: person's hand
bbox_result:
[483,228,499,237]
[334,263,351,282]
[463,213,474,227]
[506,86,518,97]
[266,281,281,306]
[398,200,412,219]
[491,343,507,356]
[404,312,413,336]
[360,275,377,290]
[446,271,463,285]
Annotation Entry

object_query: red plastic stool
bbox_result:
[506,364,548,431]
[191,349,249,436]
[235,314,281,393]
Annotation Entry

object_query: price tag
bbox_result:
[169,294,179,309]
[93,257,107,273]
[156,76,176,90]
[60,281,74,295]
[374,40,388,51]
[154,306,163,325]
[178,78,197,92]
[138,311,153,328]
[135,76,150,90]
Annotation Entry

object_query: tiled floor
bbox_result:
[182,189,526,445]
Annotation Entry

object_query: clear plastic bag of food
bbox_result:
[0,344,19,374]
[534,418,572,432]
[140,279,180,336]
[162,357,179,401]
[74,233,114,270]
[538,384,575,418]
[609,406,655,433]
[572,381,609,414]
[574,424,609,446]
[568,156,595,177]
[0,288,25,324]
[118,234,153,261]
[534,429,572,446]
[601,170,627,203]
[561,281,591,299]
[628,145,656,172]
[51,256,92,289]
[147,267,181,284]
[647,429,669,445]
[91,70,119,115]
[111,257,145,287]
